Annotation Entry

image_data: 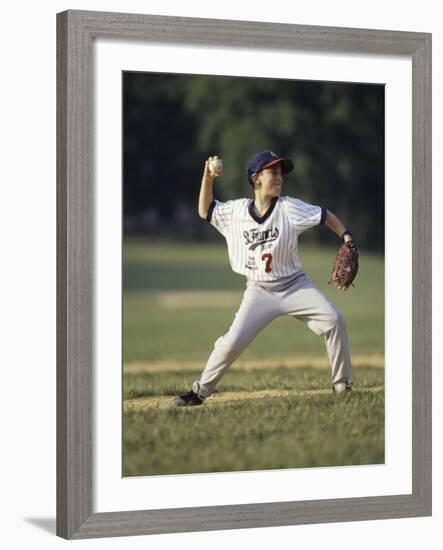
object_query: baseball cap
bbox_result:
[246,150,294,184]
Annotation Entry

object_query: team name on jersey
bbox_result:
[243,226,280,251]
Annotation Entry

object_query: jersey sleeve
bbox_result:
[281,196,326,234]
[206,199,234,237]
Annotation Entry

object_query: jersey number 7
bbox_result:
[261,253,273,273]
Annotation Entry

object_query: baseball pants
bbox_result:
[197,273,351,399]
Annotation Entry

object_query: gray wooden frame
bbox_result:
[56,9,432,540]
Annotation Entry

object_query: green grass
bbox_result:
[123,366,382,400]
[123,239,384,361]
[122,239,385,477]
[123,367,384,476]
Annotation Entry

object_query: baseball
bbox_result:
[210,158,223,175]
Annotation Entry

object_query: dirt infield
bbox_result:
[124,385,384,411]
[124,353,384,374]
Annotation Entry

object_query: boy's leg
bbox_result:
[197,285,280,398]
[281,275,352,385]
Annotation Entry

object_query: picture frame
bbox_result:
[56,9,432,539]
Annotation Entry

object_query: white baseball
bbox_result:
[211,158,223,175]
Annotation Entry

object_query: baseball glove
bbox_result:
[328,240,359,290]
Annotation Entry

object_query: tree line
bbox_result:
[124,72,384,251]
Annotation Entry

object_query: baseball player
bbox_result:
[174,150,357,407]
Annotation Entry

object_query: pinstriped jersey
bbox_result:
[207,196,326,282]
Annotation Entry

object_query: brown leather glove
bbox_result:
[328,239,359,291]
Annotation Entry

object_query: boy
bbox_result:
[174,150,355,406]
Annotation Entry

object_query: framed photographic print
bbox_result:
[57,10,431,539]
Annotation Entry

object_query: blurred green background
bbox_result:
[123,240,384,363]
[124,73,384,251]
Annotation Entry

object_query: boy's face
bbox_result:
[254,163,283,196]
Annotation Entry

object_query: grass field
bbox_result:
[123,238,385,477]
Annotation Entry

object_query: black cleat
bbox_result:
[332,380,352,394]
[173,381,204,407]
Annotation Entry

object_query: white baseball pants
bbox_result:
[197,273,351,398]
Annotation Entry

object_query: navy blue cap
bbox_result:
[246,150,294,184]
